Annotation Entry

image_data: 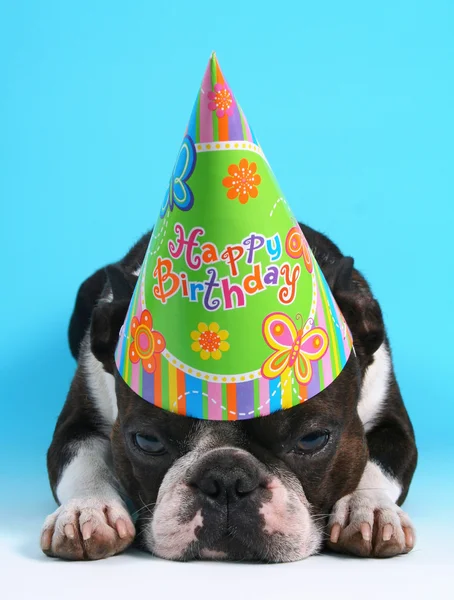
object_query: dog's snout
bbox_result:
[189,449,262,503]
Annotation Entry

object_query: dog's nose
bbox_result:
[189,449,262,503]
[196,468,258,501]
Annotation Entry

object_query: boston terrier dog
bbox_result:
[41,222,417,562]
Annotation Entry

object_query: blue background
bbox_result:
[1,0,453,524]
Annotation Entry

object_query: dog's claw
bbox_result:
[383,523,393,541]
[64,524,75,539]
[403,526,414,549]
[330,523,341,543]
[115,518,128,539]
[81,522,92,541]
[41,529,52,550]
[360,522,371,542]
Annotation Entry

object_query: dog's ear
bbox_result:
[325,257,355,295]
[104,264,137,302]
[324,258,385,357]
[90,265,136,373]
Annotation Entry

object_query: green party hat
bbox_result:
[115,53,353,420]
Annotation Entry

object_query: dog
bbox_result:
[41,222,417,562]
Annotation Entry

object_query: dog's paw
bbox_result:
[326,491,415,558]
[40,497,136,560]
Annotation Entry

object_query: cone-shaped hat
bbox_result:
[115,53,353,420]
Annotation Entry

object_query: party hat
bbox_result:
[115,53,353,420]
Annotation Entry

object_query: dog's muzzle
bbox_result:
[145,445,321,562]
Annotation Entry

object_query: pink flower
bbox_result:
[207,83,234,118]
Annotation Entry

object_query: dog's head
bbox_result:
[91,258,384,562]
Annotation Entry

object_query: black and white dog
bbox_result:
[41,223,417,562]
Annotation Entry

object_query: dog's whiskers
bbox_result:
[133,494,156,518]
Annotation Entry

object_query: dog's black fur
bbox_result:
[43,222,417,561]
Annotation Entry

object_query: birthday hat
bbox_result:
[115,53,353,420]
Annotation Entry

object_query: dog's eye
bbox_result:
[134,433,166,455]
[295,431,329,454]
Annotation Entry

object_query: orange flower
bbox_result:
[129,310,166,374]
[190,322,230,360]
[222,158,261,204]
